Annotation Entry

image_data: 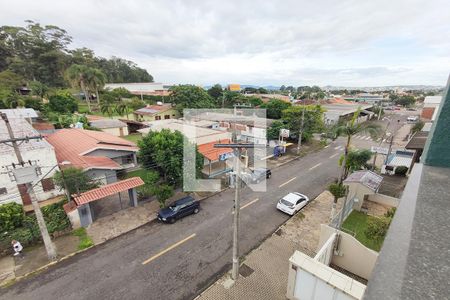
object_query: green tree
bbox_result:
[267,120,285,140]
[411,120,425,134]
[100,99,115,117]
[394,95,415,107]
[53,167,99,196]
[261,99,291,119]
[138,129,203,185]
[328,182,347,218]
[48,91,78,113]
[29,81,49,99]
[154,184,174,208]
[128,97,146,111]
[365,216,391,243]
[339,149,373,178]
[169,85,216,113]
[207,84,223,100]
[65,64,92,111]
[87,68,107,104]
[247,96,263,107]
[281,105,324,142]
[334,109,381,184]
[115,102,130,119]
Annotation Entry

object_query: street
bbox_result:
[0,114,407,300]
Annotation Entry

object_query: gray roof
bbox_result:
[0,108,38,119]
[89,119,127,129]
[344,170,383,191]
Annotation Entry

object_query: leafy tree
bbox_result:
[339,149,373,178]
[280,85,286,92]
[260,99,291,119]
[0,202,25,232]
[169,85,216,113]
[394,166,408,176]
[394,95,415,107]
[138,129,203,185]
[257,87,268,94]
[247,96,263,107]
[23,96,43,111]
[154,184,174,208]
[115,102,130,119]
[281,105,324,142]
[29,81,49,99]
[207,84,223,100]
[128,97,146,111]
[267,120,285,140]
[0,70,24,91]
[87,68,107,104]
[100,95,116,117]
[411,120,424,134]
[48,91,78,113]
[65,64,92,111]
[328,182,347,218]
[222,90,249,108]
[53,167,99,196]
[334,109,381,183]
[4,91,24,108]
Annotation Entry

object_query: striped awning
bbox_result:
[73,177,144,206]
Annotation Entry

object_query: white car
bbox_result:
[407,116,419,123]
[276,192,309,216]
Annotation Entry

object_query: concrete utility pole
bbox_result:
[214,142,255,281]
[296,101,306,155]
[0,113,57,260]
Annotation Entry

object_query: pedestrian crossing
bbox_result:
[353,135,384,142]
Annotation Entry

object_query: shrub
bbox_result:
[72,227,94,250]
[0,202,25,233]
[154,185,174,208]
[395,166,408,176]
[365,217,391,242]
[42,201,71,234]
[385,207,397,218]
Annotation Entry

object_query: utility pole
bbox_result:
[214,142,255,281]
[296,101,306,155]
[0,113,57,260]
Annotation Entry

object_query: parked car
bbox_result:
[250,168,272,183]
[276,192,309,216]
[407,116,419,123]
[407,108,417,111]
[157,196,199,224]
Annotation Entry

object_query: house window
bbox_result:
[41,178,55,192]
[164,115,170,119]
[155,115,161,120]
[0,187,6,195]
[172,114,176,117]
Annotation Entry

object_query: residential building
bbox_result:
[0,117,64,208]
[87,116,129,137]
[322,103,374,124]
[227,84,241,91]
[133,103,180,122]
[105,82,172,96]
[0,108,39,124]
[364,77,450,299]
[45,129,138,184]
[421,95,442,120]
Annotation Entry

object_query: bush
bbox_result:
[365,217,391,242]
[0,202,25,233]
[154,185,174,208]
[41,201,71,234]
[72,227,94,250]
[385,207,397,218]
[395,166,408,176]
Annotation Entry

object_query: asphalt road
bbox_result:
[1,116,399,300]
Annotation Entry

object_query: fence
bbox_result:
[330,196,354,229]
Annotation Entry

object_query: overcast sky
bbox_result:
[1,0,449,87]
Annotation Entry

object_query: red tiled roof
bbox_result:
[73,177,144,205]
[45,129,138,170]
[198,139,233,161]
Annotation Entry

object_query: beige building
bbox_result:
[89,118,129,137]
[133,103,180,122]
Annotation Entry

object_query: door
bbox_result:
[17,183,32,205]
[295,198,307,211]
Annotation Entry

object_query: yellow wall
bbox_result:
[134,108,180,122]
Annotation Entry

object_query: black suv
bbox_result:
[157,196,200,224]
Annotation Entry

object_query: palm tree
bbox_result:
[115,102,130,119]
[65,64,92,112]
[332,108,381,216]
[100,100,114,118]
[87,68,107,105]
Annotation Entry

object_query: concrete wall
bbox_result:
[345,182,375,211]
[0,146,64,205]
[367,193,399,208]
[319,224,379,280]
[67,208,81,229]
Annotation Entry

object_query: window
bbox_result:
[0,187,6,195]
[41,178,55,192]
[164,115,170,119]
[155,115,161,120]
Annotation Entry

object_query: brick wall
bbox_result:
[421,107,435,120]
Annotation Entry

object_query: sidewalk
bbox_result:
[197,191,339,300]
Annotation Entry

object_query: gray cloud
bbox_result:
[0,0,449,85]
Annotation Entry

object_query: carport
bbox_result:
[71,177,144,227]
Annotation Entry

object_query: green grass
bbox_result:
[341,211,384,252]
[72,227,94,250]
[123,133,143,143]
[125,168,154,180]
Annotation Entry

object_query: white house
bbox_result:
[0,117,64,208]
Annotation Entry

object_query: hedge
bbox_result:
[0,200,71,255]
